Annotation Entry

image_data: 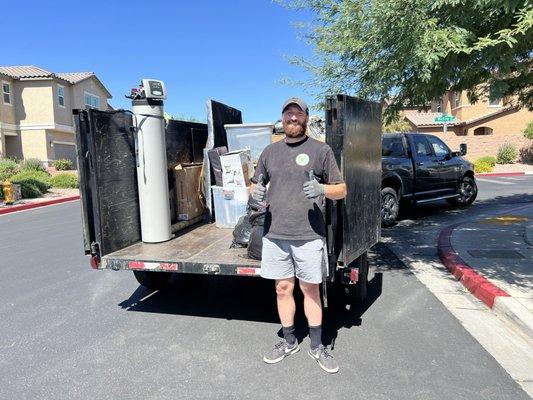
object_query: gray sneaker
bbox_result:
[308,345,339,373]
[263,339,300,364]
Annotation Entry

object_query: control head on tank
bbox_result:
[125,79,167,100]
[141,79,167,100]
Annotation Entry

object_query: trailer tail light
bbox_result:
[341,267,359,284]
[89,255,100,269]
[236,267,261,276]
[128,261,178,271]
[350,268,359,283]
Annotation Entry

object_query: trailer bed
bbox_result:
[101,223,261,276]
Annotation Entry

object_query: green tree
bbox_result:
[283,0,532,120]
[382,117,412,133]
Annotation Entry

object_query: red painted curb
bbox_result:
[437,223,510,309]
[0,195,80,215]
[475,172,525,177]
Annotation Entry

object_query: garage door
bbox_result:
[54,143,77,169]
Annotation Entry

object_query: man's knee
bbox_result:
[275,278,294,298]
[299,281,320,299]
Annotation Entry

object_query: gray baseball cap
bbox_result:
[282,97,309,114]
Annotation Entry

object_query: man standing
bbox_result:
[250,97,347,373]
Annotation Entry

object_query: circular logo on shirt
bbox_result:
[296,153,309,166]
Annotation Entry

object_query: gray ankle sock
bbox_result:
[282,325,296,345]
[309,325,322,350]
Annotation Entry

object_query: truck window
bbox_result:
[411,135,433,157]
[426,136,451,158]
[382,137,406,157]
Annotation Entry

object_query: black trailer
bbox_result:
[74,94,381,302]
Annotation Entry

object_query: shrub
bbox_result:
[50,173,79,189]
[519,144,533,163]
[523,121,533,140]
[18,182,43,198]
[474,160,493,173]
[0,158,19,182]
[9,170,51,194]
[53,158,73,171]
[5,155,20,163]
[20,158,47,172]
[496,143,517,164]
[476,156,496,167]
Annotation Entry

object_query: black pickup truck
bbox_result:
[381,132,477,226]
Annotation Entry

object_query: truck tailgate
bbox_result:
[101,223,261,276]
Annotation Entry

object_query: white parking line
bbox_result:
[476,178,514,185]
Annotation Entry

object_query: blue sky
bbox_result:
[2,0,317,122]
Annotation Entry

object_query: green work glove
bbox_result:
[303,170,325,199]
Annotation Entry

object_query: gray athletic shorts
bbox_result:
[260,237,327,284]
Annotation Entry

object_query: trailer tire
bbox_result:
[381,187,399,227]
[133,271,173,290]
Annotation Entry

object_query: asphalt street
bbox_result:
[1,176,532,400]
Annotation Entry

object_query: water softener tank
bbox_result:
[131,79,172,243]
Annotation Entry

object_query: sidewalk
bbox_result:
[438,204,533,339]
[0,188,79,215]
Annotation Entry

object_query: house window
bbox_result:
[84,92,100,109]
[453,91,461,108]
[2,82,12,105]
[474,127,493,135]
[58,85,65,107]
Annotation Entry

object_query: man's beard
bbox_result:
[283,121,307,141]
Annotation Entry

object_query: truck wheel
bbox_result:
[381,187,399,227]
[342,253,369,304]
[133,271,173,290]
[447,176,477,206]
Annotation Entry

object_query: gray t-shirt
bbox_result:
[252,136,344,240]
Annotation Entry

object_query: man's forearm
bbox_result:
[324,183,347,200]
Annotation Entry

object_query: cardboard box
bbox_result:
[220,149,254,191]
[173,164,205,221]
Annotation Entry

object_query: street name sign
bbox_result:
[434,115,455,122]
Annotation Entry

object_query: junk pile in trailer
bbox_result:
[75,88,382,306]
[123,79,274,236]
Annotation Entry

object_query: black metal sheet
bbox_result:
[206,100,242,150]
[73,110,93,255]
[165,120,208,167]
[82,110,141,257]
[326,95,382,267]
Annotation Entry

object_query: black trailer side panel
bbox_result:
[326,95,382,267]
[74,109,141,257]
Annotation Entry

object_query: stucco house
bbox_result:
[0,65,112,167]
[402,90,532,160]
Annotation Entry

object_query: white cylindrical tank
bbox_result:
[132,99,172,243]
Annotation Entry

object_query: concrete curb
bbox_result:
[476,171,533,177]
[438,221,533,340]
[0,195,80,215]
